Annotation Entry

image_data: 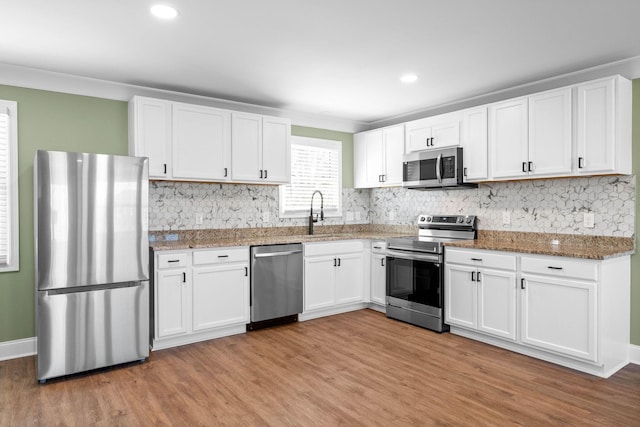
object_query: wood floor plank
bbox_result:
[1,309,639,426]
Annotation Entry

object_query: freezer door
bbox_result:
[36,281,149,381]
[35,150,149,290]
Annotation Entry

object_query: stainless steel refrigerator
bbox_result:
[34,150,149,382]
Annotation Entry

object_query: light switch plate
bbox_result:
[195,213,204,225]
[262,211,270,222]
[583,212,595,228]
[346,211,354,221]
[502,210,510,225]
[388,211,396,221]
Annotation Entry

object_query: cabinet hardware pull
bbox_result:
[163,163,167,174]
[373,246,382,250]
[264,169,268,179]
[224,167,228,177]
[470,258,482,262]
[528,161,533,172]
[379,175,382,182]
[334,258,337,267]
[520,278,525,289]
[218,255,229,258]
[183,272,186,283]
[259,169,263,179]
[381,258,385,267]
[337,258,341,267]
[477,272,481,282]
[547,266,563,270]
[463,167,467,177]
[245,267,248,276]
[168,259,180,263]
[382,174,386,182]
[522,162,527,173]
[578,157,584,169]
[430,137,434,146]
[471,271,476,282]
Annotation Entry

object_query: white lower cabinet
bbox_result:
[445,247,630,377]
[152,247,249,350]
[302,240,366,320]
[370,252,386,306]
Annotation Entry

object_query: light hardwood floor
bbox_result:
[2,309,639,426]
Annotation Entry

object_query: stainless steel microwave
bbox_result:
[402,147,477,190]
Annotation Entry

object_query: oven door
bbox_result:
[385,249,444,317]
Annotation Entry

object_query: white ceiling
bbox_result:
[2,0,640,124]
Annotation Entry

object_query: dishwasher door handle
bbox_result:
[253,250,303,258]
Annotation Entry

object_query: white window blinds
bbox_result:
[279,136,342,218]
[0,100,18,272]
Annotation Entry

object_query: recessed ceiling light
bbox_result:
[151,4,178,19]
[400,74,418,83]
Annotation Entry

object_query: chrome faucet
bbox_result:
[308,190,324,235]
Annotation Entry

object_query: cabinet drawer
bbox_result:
[521,256,598,281]
[304,240,364,257]
[445,248,516,271]
[157,252,188,269]
[193,247,249,265]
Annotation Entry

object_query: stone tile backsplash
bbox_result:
[370,175,635,237]
[150,175,635,237]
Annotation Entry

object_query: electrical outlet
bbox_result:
[355,211,361,221]
[262,211,270,222]
[195,213,204,225]
[502,210,510,225]
[388,211,396,221]
[583,212,595,228]
[346,211,354,221]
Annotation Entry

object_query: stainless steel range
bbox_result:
[385,214,477,332]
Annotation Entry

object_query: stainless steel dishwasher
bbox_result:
[248,243,303,330]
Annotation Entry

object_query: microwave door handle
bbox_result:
[436,153,442,183]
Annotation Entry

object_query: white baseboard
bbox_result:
[630,344,640,365]
[0,337,36,361]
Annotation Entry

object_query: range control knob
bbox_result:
[466,217,473,224]
[426,216,432,222]
[456,217,464,224]
[419,216,426,222]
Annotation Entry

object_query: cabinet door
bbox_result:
[371,254,386,306]
[576,78,616,174]
[335,253,364,305]
[231,113,262,182]
[172,103,231,181]
[405,118,432,153]
[430,120,460,149]
[192,264,249,331]
[131,97,171,179]
[461,107,488,182]
[490,98,528,179]
[520,274,597,362]
[477,268,516,341]
[262,117,291,183]
[382,125,404,185]
[528,88,572,177]
[444,264,477,329]
[156,269,189,338]
[304,256,336,311]
[364,130,384,186]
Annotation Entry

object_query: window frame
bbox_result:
[279,136,342,219]
[0,99,19,273]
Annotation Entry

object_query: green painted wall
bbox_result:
[0,85,129,343]
[291,125,354,188]
[632,80,640,345]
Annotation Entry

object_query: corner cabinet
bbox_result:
[301,240,367,321]
[354,124,404,188]
[445,247,630,378]
[151,247,249,350]
[231,113,291,184]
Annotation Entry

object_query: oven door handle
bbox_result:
[386,249,441,263]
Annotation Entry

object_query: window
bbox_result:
[279,136,342,218]
[0,100,18,272]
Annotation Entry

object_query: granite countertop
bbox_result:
[149,224,415,251]
[445,230,635,260]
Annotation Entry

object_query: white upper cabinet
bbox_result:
[129,96,172,179]
[405,111,461,153]
[460,106,488,182]
[231,113,291,184]
[354,124,404,188]
[576,76,631,175]
[172,102,231,181]
[490,87,572,180]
